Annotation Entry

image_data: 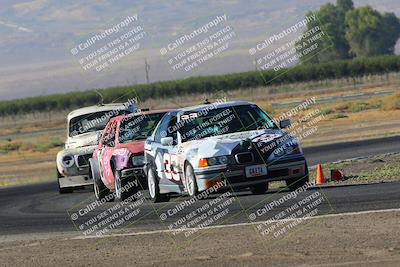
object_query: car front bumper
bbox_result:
[58,175,93,188]
[194,157,308,191]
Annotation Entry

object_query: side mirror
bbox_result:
[161,137,174,146]
[280,119,291,129]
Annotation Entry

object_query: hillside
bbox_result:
[0,0,399,100]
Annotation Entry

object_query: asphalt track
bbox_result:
[0,136,399,238]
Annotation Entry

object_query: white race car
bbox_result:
[56,103,135,193]
[144,101,309,202]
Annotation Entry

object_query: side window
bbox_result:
[154,114,172,143]
[167,115,178,144]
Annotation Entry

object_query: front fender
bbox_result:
[112,149,132,171]
[89,158,101,182]
[56,146,96,176]
[56,150,74,175]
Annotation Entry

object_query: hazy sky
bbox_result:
[0,0,399,101]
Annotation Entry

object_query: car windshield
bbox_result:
[119,112,166,143]
[179,104,277,142]
[69,110,129,137]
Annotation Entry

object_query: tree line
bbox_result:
[297,0,400,63]
[1,55,400,116]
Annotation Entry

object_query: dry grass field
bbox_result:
[1,73,400,187]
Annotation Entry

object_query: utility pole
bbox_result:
[144,57,150,84]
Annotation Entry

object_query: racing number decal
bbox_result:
[253,133,282,144]
[180,113,198,121]
[163,153,180,181]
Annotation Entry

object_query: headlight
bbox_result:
[132,155,145,166]
[273,145,302,158]
[218,156,228,164]
[198,156,229,167]
[289,146,302,155]
[208,157,217,165]
[61,155,74,168]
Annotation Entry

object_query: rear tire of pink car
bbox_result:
[94,177,114,202]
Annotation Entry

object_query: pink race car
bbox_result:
[89,109,170,201]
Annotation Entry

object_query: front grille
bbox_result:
[76,154,91,168]
[235,152,253,164]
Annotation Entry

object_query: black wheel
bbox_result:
[250,182,269,195]
[57,168,73,194]
[93,174,114,202]
[286,175,309,191]
[147,168,170,203]
[185,163,199,197]
[90,159,113,202]
[114,169,138,202]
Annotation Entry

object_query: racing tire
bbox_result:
[250,182,269,195]
[93,173,114,202]
[57,168,73,194]
[90,159,114,202]
[114,169,138,202]
[147,168,170,203]
[286,175,309,191]
[185,164,199,197]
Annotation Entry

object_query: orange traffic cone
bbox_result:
[315,164,325,185]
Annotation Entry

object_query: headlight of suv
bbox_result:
[61,155,74,168]
[132,155,145,166]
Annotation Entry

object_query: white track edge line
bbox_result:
[71,207,400,240]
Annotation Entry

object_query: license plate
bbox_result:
[245,164,267,178]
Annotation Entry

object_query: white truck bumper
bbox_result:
[58,175,93,188]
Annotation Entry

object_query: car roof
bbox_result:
[67,103,133,120]
[109,109,173,123]
[178,100,255,113]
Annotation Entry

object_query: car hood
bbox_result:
[65,131,100,149]
[181,129,289,158]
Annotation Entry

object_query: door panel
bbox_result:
[99,121,117,188]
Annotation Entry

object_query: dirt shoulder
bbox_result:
[309,152,400,186]
[0,210,399,267]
